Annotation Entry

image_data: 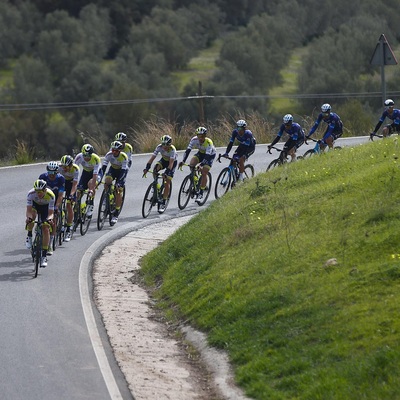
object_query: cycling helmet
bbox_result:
[384,99,395,107]
[321,103,331,113]
[160,135,172,145]
[110,140,124,151]
[115,132,127,142]
[236,119,247,128]
[195,126,207,136]
[46,161,59,172]
[60,155,73,166]
[34,179,47,191]
[81,144,94,156]
[283,114,293,124]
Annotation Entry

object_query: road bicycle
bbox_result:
[214,154,255,199]
[266,146,304,171]
[302,137,342,158]
[97,181,126,230]
[53,196,67,248]
[72,187,94,236]
[369,132,384,141]
[178,163,212,209]
[29,217,50,278]
[142,170,172,218]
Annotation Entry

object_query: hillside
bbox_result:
[141,137,400,399]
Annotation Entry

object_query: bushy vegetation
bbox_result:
[141,137,400,399]
[0,0,398,161]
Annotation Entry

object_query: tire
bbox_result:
[244,164,255,179]
[196,172,212,206]
[333,146,342,150]
[215,167,231,199]
[71,200,80,239]
[34,232,41,278]
[142,183,155,218]
[303,149,316,158]
[97,190,108,230]
[158,180,172,214]
[178,175,192,210]
[80,194,92,236]
[267,159,281,171]
[57,209,65,246]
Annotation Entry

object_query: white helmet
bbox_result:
[283,114,293,124]
[236,119,247,128]
[321,103,331,113]
[384,99,394,107]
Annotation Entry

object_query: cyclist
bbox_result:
[306,103,343,149]
[268,114,305,161]
[222,119,256,182]
[74,144,101,217]
[25,179,55,268]
[58,155,79,241]
[143,134,177,210]
[371,99,400,138]
[114,132,133,169]
[39,161,65,255]
[99,140,128,225]
[178,127,216,199]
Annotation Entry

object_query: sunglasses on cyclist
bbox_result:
[35,189,45,194]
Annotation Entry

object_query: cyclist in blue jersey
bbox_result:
[39,161,65,255]
[144,135,178,210]
[268,114,305,161]
[223,119,256,181]
[306,104,343,149]
[371,99,400,138]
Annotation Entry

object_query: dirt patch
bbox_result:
[93,216,249,400]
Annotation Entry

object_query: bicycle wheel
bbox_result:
[303,149,316,158]
[333,146,342,150]
[57,209,65,246]
[266,159,281,171]
[71,199,80,238]
[97,190,108,230]
[178,175,192,210]
[80,194,92,236]
[142,183,155,218]
[34,232,41,278]
[215,167,231,199]
[244,164,255,178]
[196,172,212,206]
[158,180,172,214]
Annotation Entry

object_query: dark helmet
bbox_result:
[60,155,73,166]
[110,140,124,151]
[34,179,47,191]
[160,135,172,145]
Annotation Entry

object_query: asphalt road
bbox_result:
[0,137,369,400]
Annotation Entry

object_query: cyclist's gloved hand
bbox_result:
[267,145,272,153]
[143,168,148,174]
[128,160,132,168]
[178,162,184,169]
[26,217,33,224]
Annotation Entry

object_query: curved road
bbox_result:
[0,138,368,399]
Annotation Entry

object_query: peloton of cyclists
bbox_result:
[58,155,79,241]
[223,119,256,182]
[25,179,55,268]
[371,99,400,138]
[74,144,101,218]
[143,134,178,211]
[268,114,305,161]
[306,103,343,149]
[99,140,128,225]
[179,127,216,199]
[38,161,65,255]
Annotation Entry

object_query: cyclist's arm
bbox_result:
[26,205,34,222]
[182,148,191,163]
[145,154,156,171]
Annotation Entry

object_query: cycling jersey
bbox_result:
[74,153,101,174]
[225,128,256,155]
[153,144,178,161]
[38,172,65,198]
[27,188,55,209]
[59,164,80,182]
[276,122,305,140]
[308,112,343,138]
[373,108,400,133]
[182,137,216,163]
[109,143,133,168]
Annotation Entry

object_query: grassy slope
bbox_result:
[141,138,400,399]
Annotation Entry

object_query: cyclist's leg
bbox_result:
[284,138,297,161]
[162,160,176,200]
[383,124,393,137]
[200,154,215,191]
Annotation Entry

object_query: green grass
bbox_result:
[141,137,400,399]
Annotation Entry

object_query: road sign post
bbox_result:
[370,34,398,105]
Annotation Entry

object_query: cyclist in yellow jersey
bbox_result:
[59,155,79,241]
[143,135,177,211]
[25,179,55,268]
[114,132,133,170]
[179,127,216,199]
[74,144,101,217]
[99,141,128,225]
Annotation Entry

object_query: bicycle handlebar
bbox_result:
[369,132,383,141]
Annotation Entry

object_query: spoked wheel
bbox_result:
[97,190,108,230]
[80,199,92,236]
[303,149,317,158]
[215,167,231,199]
[56,210,64,246]
[34,235,41,278]
[142,183,155,218]
[244,164,255,179]
[178,176,193,210]
[333,146,342,150]
[71,199,81,239]
[196,172,212,206]
[108,191,117,225]
[158,181,172,214]
[267,159,282,171]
